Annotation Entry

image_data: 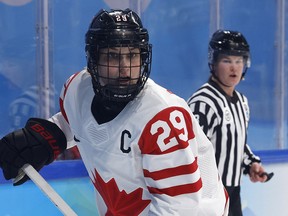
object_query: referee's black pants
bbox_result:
[225,186,243,216]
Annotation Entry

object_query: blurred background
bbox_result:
[0,0,287,215]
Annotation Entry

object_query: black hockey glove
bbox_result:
[0,118,67,186]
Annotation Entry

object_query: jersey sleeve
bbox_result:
[239,94,261,174]
[48,73,80,149]
[188,99,219,140]
[49,112,75,149]
[242,144,261,174]
[138,106,228,215]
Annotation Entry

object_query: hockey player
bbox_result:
[187,30,270,216]
[0,9,228,215]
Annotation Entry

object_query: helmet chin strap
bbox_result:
[241,67,248,80]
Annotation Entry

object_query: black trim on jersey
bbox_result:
[215,125,222,167]
[222,124,231,186]
[232,129,238,185]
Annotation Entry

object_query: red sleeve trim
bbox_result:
[147,178,202,196]
[143,159,198,180]
[59,72,80,124]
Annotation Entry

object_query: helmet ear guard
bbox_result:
[208,30,251,78]
[85,9,152,103]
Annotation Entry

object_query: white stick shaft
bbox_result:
[21,164,77,216]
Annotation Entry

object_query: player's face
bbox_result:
[97,47,141,86]
[214,55,244,88]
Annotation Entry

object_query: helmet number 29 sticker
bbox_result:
[115,15,128,22]
[150,110,188,152]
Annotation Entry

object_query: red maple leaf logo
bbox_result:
[91,169,151,216]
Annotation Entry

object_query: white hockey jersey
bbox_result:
[50,69,228,215]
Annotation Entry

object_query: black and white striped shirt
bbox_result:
[187,78,260,187]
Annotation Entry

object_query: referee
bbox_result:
[187,30,269,216]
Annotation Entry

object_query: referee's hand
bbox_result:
[249,162,270,183]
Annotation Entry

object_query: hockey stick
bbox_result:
[259,172,274,182]
[13,164,77,216]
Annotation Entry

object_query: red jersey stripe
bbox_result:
[143,159,198,180]
[147,178,202,196]
[59,98,69,123]
[59,72,80,124]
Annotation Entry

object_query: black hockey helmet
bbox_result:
[208,30,251,78]
[85,8,152,102]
